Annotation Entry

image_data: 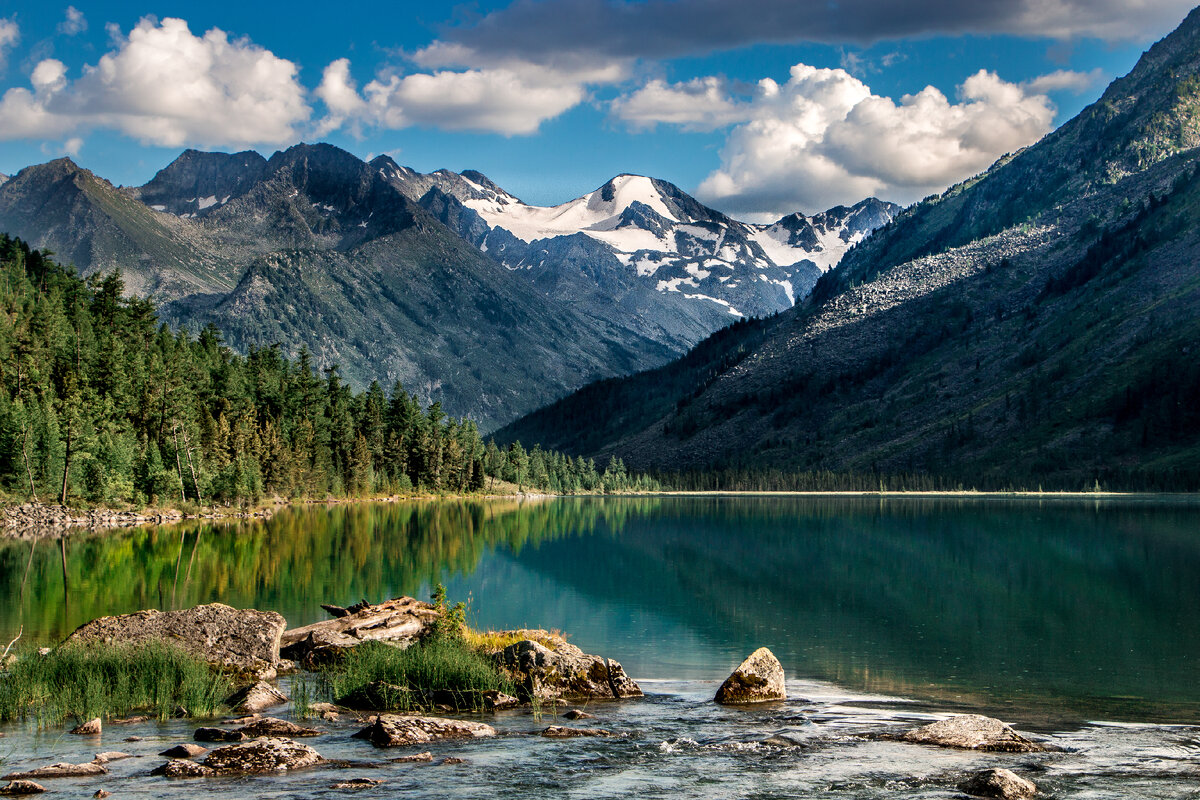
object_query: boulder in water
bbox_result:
[902,715,1047,752]
[714,647,786,704]
[958,768,1038,798]
[66,603,286,680]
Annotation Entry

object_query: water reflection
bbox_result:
[1,496,1198,723]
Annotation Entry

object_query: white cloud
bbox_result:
[63,136,82,155]
[611,77,753,131]
[1024,68,1105,94]
[58,6,87,36]
[0,17,18,73]
[316,47,628,136]
[618,65,1059,218]
[0,17,310,148]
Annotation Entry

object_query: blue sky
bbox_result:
[0,1,1193,218]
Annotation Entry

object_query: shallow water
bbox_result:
[1,495,1199,796]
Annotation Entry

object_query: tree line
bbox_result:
[0,236,657,507]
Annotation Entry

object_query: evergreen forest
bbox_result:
[0,236,656,507]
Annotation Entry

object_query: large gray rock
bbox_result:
[0,781,44,795]
[66,603,286,680]
[351,715,496,748]
[152,737,322,777]
[958,768,1038,798]
[714,647,786,704]
[237,718,322,738]
[225,681,288,714]
[280,597,438,668]
[494,632,642,702]
[902,715,1047,753]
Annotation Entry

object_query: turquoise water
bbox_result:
[0,495,1198,798]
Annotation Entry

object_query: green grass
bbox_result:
[0,642,233,724]
[303,638,517,713]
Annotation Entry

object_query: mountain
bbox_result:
[0,144,676,429]
[0,158,238,297]
[393,165,897,327]
[497,7,1200,489]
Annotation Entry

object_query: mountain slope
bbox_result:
[150,144,676,429]
[0,159,237,297]
[498,9,1200,489]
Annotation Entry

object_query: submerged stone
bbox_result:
[0,781,45,795]
[2,762,106,780]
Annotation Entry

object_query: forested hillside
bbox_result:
[0,235,653,507]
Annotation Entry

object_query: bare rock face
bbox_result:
[280,597,438,668]
[226,681,288,714]
[495,633,643,702]
[66,603,286,680]
[714,647,786,704]
[958,768,1039,798]
[0,781,45,795]
[154,738,323,777]
[352,715,496,748]
[2,763,106,780]
[902,715,1048,753]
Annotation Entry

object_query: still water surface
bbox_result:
[0,495,1197,798]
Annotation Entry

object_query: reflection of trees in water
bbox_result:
[0,498,664,642]
[506,496,1200,715]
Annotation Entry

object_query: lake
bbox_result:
[1,495,1198,798]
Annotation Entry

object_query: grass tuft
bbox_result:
[0,642,232,724]
[308,638,516,712]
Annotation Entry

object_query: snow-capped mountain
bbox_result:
[388,167,898,320]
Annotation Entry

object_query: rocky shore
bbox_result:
[0,601,1079,799]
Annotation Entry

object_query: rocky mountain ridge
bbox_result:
[497,7,1200,489]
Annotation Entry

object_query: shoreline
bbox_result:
[2,488,1198,535]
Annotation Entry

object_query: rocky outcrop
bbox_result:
[280,597,438,668]
[0,781,44,795]
[152,738,322,777]
[901,715,1048,752]
[66,603,286,679]
[352,715,496,748]
[226,681,288,714]
[958,768,1038,798]
[91,753,132,765]
[714,647,786,704]
[2,763,106,780]
[493,632,642,702]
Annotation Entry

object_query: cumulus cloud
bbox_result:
[0,17,310,147]
[315,48,628,136]
[611,77,754,131]
[622,65,1059,217]
[440,0,1195,63]
[58,6,87,36]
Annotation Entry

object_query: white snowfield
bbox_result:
[461,174,880,277]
